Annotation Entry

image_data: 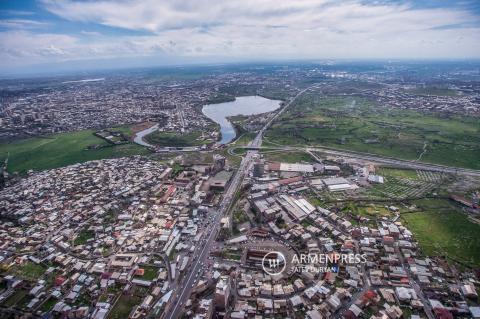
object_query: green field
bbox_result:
[401,199,480,267]
[343,202,392,219]
[107,294,141,319]
[1,289,28,307]
[377,167,419,180]
[265,96,480,169]
[145,131,211,147]
[232,132,256,146]
[135,265,159,281]
[216,149,242,168]
[39,297,57,312]
[108,125,136,138]
[74,229,95,246]
[261,150,315,163]
[7,262,46,280]
[0,129,149,174]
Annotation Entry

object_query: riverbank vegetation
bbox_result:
[144,131,213,147]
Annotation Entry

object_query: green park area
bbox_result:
[261,150,315,163]
[145,130,211,147]
[401,199,480,267]
[265,95,480,169]
[0,128,149,174]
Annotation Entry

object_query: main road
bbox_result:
[164,85,317,319]
[233,144,480,178]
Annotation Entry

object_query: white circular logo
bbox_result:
[262,251,286,275]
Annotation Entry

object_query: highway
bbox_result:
[232,144,480,177]
[164,85,317,319]
[164,149,255,319]
[305,146,480,177]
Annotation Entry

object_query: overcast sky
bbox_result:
[1,0,479,74]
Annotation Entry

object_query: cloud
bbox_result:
[0,10,35,16]
[80,30,102,36]
[0,31,77,60]
[40,0,479,34]
[1,0,479,71]
[0,19,50,29]
[41,0,335,32]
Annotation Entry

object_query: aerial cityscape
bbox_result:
[1,1,480,319]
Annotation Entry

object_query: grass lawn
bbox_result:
[301,220,314,228]
[232,132,256,146]
[261,150,315,163]
[108,124,136,138]
[7,262,46,281]
[1,289,28,307]
[401,199,480,266]
[226,253,242,261]
[359,205,391,218]
[233,210,249,224]
[266,95,480,169]
[74,229,95,246]
[108,294,141,319]
[39,297,57,312]
[0,129,149,174]
[232,147,247,155]
[145,131,211,147]
[343,202,392,219]
[216,149,242,168]
[307,197,322,206]
[377,167,419,180]
[135,265,159,281]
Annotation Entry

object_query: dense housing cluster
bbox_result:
[181,154,480,319]
[1,62,480,319]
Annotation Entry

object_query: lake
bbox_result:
[202,96,282,144]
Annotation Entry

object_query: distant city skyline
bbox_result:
[1,0,480,74]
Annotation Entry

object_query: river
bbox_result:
[202,96,282,144]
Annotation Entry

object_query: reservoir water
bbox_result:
[202,96,282,144]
